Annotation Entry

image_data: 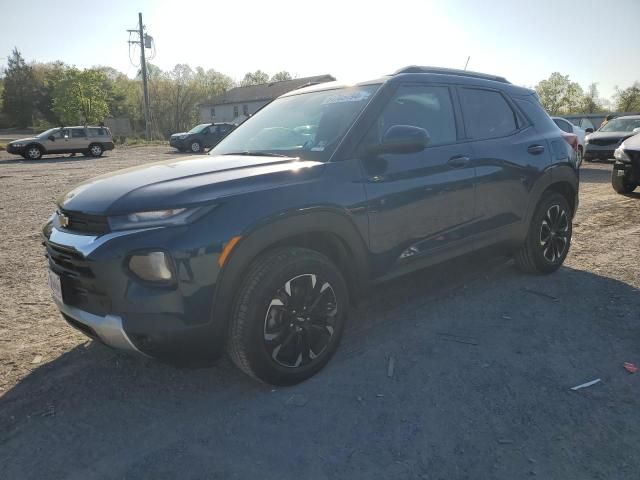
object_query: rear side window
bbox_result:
[70,128,86,138]
[553,119,573,133]
[460,88,518,139]
[371,84,457,146]
[88,128,107,137]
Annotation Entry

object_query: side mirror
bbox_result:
[48,135,55,141]
[371,125,430,155]
[585,128,594,134]
[632,127,640,134]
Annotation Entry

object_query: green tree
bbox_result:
[1,48,38,127]
[614,82,640,112]
[240,70,269,86]
[51,68,110,124]
[270,71,292,82]
[580,83,604,113]
[535,72,584,115]
[32,61,68,125]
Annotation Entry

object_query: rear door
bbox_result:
[458,87,550,240]
[68,127,88,151]
[360,83,475,272]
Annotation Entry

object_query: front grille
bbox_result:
[60,209,110,235]
[589,138,620,147]
[45,240,110,316]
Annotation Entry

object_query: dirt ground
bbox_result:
[0,147,639,479]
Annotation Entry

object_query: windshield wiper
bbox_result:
[221,151,291,158]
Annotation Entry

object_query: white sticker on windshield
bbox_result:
[311,140,327,151]
[322,90,371,105]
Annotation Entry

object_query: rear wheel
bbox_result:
[514,193,573,274]
[25,145,43,160]
[228,247,348,385]
[88,143,103,157]
[612,169,637,194]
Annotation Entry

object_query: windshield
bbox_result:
[188,124,209,134]
[210,85,380,161]
[600,118,640,132]
[37,128,59,138]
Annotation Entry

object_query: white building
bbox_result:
[198,74,335,124]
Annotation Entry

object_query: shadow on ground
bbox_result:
[1,252,639,479]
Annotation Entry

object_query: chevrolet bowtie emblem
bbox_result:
[57,212,69,228]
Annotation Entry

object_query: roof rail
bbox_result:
[393,66,510,84]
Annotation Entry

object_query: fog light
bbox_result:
[128,251,173,282]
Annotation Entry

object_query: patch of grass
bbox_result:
[0,142,6,151]
[117,138,169,147]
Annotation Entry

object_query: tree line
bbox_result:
[535,72,640,116]
[2,47,640,137]
[0,48,293,138]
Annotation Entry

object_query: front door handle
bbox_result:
[527,144,545,155]
[447,155,471,168]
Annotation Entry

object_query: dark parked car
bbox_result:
[612,132,640,194]
[583,115,640,162]
[43,66,579,385]
[169,122,236,153]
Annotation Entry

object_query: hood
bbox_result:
[58,154,324,215]
[588,131,635,141]
[170,132,189,137]
[10,136,38,144]
[621,132,640,151]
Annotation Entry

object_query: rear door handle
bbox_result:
[527,144,545,155]
[447,155,471,168]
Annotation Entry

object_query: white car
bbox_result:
[553,117,586,163]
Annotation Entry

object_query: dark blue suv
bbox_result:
[43,67,579,385]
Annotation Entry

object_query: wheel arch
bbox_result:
[25,142,45,154]
[208,209,370,351]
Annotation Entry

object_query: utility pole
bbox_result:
[128,13,151,140]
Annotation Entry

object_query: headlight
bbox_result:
[12,143,25,147]
[179,134,189,140]
[614,143,631,162]
[584,136,590,144]
[108,205,214,231]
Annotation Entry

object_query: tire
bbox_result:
[189,141,202,153]
[514,193,573,274]
[228,247,348,385]
[88,143,103,157]
[611,168,637,194]
[576,146,583,165]
[25,145,43,160]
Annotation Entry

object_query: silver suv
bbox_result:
[6,126,114,160]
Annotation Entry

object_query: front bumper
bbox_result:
[584,143,617,160]
[6,144,26,155]
[169,137,188,149]
[56,299,143,354]
[43,219,226,362]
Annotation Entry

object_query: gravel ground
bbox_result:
[0,148,639,479]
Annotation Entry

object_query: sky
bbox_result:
[1,0,638,101]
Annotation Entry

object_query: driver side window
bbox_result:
[368,85,457,147]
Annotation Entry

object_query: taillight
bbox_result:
[561,132,578,151]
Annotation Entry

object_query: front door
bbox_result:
[360,83,476,274]
[43,128,68,152]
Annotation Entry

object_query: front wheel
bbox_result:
[514,193,573,274]
[227,247,348,385]
[25,145,43,160]
[612,168,637,194]
[190,141,202,153]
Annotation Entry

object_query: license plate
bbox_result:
[48,270,63,304]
